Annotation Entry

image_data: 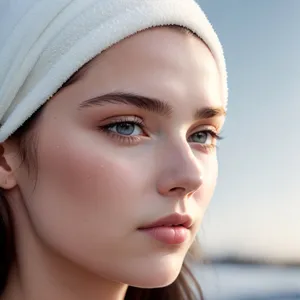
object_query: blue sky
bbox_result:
[197,0,300,262]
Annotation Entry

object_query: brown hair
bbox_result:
[0,25,205,300]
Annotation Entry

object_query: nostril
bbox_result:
[169,187,185,193]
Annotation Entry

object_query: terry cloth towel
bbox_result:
[0,0,227,142]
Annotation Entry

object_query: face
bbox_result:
[6,27,225,288]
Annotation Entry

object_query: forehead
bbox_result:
[64,27,223,110]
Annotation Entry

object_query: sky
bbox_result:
[197,0,300,262]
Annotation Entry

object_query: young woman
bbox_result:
[0,0,228,299]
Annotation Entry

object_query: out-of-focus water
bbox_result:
[193,264,300,300]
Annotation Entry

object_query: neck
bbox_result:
[3,244,128,300]
[2,195,128,300]
[3,243,128,300]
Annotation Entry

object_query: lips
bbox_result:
[138,213,193,245]
[139,213,193,230]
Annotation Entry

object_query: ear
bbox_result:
[0,141,18,190]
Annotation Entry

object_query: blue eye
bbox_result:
[106,122,143,136]
[190,131,211,144]
[188,130,220,146]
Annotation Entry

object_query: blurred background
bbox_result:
[194,1,300,299]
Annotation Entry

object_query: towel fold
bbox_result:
[0,0,227,142]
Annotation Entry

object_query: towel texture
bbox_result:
[0,0,227,142]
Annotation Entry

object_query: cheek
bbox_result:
[189,155,218,233]
[195,154,218,208]
[25,129,146,253]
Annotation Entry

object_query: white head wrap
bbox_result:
[0,0,227,142]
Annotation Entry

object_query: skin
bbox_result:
[0,27,225,300]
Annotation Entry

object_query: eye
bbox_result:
[106,122,143,136]
[188,130,220,145]
[98,116,147,145]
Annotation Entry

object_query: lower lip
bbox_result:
[139,226,189,245]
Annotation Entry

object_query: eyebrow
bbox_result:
[78,92,226,120]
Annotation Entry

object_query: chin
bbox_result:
[123,257,184,289]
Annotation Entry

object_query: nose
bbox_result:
[156,141,204,198]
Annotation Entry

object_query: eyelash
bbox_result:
[98,116,146,145]
[98,117,222,150]
[191,129,222,152]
